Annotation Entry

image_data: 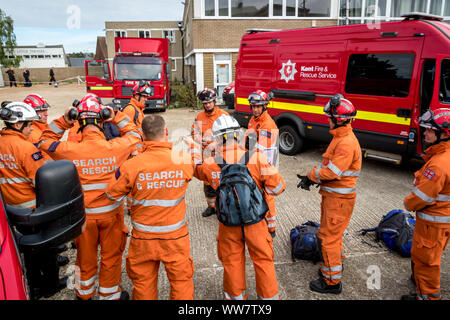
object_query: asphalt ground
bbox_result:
[1,84,448,301]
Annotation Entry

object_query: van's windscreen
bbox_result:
[345,53,415,97]
[114,56,162,81]
[439,59,450,104]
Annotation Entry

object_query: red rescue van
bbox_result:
[234,13,450,164]
[85,37,170,112]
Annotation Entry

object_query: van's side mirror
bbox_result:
[6,160,85,251]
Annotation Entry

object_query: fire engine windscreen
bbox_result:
[114,56,162,81]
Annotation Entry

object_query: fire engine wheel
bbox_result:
[279,125,303,155]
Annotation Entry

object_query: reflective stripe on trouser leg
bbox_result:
[318,196,355,285]
[217,223,247,300]
[97,212,127,300]
[204,184,216,208]
[411,219,450,300]
[74,219,100,300]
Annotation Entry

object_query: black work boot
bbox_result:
[41,276,68,298]
[56,255,69,267]
[120,290,130,300]
[309,277,342,294]
[401,293,418,300]
[202,207,216,217]
[56,244,68,254]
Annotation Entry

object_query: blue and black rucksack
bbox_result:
[214,150,269,226]
[290,221,322,263]
[361,209,415,257]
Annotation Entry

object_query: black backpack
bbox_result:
[290,221,323,263]
[360,209,415,257]
[214,150,269,226]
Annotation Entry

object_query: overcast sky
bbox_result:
[1,0,185,53]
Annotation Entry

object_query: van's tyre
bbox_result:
[279,125,303,155]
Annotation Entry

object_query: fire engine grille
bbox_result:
[121,86,133,97]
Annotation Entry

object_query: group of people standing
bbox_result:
[0,80,449,301]
[4,66,57,87]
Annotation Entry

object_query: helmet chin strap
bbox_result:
[204,103,215,113]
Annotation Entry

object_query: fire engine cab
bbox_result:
[85,37,170,112]
[234,13,450,164]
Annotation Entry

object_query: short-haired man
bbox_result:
[106,115,195,300]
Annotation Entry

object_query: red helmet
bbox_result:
[198,88,216,103]
[324,94,357,120]
[248,90,270,106]
[77,96,103,120]
[132,80,152,96]
[23,94,50,111]
[419,108,450,135]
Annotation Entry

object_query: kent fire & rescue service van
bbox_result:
[85,37,170,112]
[233,13,450,164]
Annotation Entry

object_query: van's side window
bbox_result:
[345,53,415,98]
[420,59,435,113]
[439,59,450,104]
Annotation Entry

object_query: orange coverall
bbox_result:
[247,110,279,233]
[39,111,140,300]
[29,121,53,162]
[106,141,195,300]
[0,129,44,209]
[307,124,361,285]
[122,98,145,150]
[404,140,450,300]
[191,106,229,210]
[194,142,285,300]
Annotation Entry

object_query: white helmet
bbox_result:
[0,102,40,123]
[212,114,241,138]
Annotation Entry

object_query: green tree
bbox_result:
[0,9,22,67]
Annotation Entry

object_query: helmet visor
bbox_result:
[248,92,266,105]
[419,110,435,129]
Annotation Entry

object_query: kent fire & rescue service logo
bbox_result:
[279,60,297,83]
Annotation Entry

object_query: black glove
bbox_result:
[297,174,315,191]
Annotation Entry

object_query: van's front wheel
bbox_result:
[279,125,303,155]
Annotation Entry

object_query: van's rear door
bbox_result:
[431,54,450,108]
[343,38,424,154]
[85,60,114,98]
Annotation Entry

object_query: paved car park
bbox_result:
[1,84,448,300]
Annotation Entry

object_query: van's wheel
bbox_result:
[279,125,303,155]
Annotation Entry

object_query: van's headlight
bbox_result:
[113,99,121,104]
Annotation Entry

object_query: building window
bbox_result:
[163,30,176,43]
[287,0,296,15]
[31,55,37,58]
[298,0,331,17]
[390,0,427,17]
[139,30,151,38]
[52,55,59,58]
[205,0,215,16]
[430,0,443,15]
[273,0,283,16]
[45,55,51,58]
[24,55,30,59]
[38,55,44,58]
[219,0,229,15]
[345,53,415,97]
[115,30,127,37]
[171,58,177,72]
[231,0,269,17]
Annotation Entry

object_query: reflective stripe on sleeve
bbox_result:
[265,181,283,195]
[327,161,360,177]
[116,117,131,129]
[49,121,65,135]
[131,215,187,233]
[413,187,436,203]
[8,199,36,209]
[106,193,126,203]
[437,194,450,202]
[125,131,141,138]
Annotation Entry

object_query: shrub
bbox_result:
[169,82,200,109]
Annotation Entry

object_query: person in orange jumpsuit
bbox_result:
[0,101,67,299]
[298,94,361,294]
[39,95,141,300]
[245,90,279,237]
[106,114,195,300]
[401,107,450,300]
[193,114,285,300]
[191,88,229,217]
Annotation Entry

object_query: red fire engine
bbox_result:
[85,37,170,112]
[234,13,450,164]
